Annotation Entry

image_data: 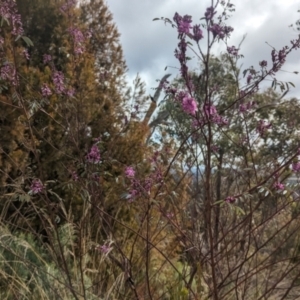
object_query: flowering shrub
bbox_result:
[2,0,300,299]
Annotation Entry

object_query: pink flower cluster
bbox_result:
[225,196,235,203]
[43,54,52,64]
[292,162,300,173]
[68,27,87,55]
[193,25,203,42]
[22,49,30,60]
[173,12,204,42]
[256,120,272,137]
[0,0,24,36]
[174,39,188,79]
[173,12,204,80]
[203,104,228,126]
[182,95,198,115]
[247,75,252,85]
[271,46,288,72]
[96,243,112,254]
[173,13,192,36]
[52,71,66,94]
[41,84,52,97]
[0,64,18,86]
[86,145,101,164]
[239,101,255,114]
[227,45,239,56]
[124,160,164,202]
[125,166,135,178]
[259,60,267,68]
[174,91,198,116]
[208,24,233,40]
[51,70,75,97]
[29,179,44,195]
[60,0,77,13]
[204,6,216,20]
[274,182,284,191]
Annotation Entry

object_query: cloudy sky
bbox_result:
[106,0,300,98]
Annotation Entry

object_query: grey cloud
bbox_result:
[107,0,300,97]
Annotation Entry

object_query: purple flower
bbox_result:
[60,0,77,13]
[256,120,272,137]
[247,75,252,85]
[225,196,235,203]
[239,102,254,114]
[52,71,65,94]
[209,24,224,39]
[154,168,164,184]
[203,104,217,116]
[165,85,177,95]
[86,30,92,39]
[271,49,277,63]
[274,182,284,190]
[41,84,52,97]
[166,212,174,218]
[66,87,75,97]
[239,104,247,113]
[271,47,288,72]
[11,13,23,35]
[74,47,84,55]
[68,27,86,55]
[212,114,228,126]
[193,25,203,42]
[128,189,139,202]
[192,119,204,129]
[173,13,192,35]
[96,243,112,254]
[22,49,30,60]
[227,45,239,56]
[278,49,287,64]
[259,60,267,67]
[292,162,300,173]
[71,171,79,181]
[0,1,24,36]
[209,24,233,39]
[125,166,135,178]
[43,54,52,64]
[205,6,216,20]
[144,177,153,193]
[211,145,220,152]
[0,64,18,86]
[86,145,101,164]
[29,179,44,194]
[68,27,84,43]
[182,96,198,115]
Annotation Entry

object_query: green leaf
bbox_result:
[21,36,34,47]
[213,200,225,206]
[235,206,245,215]
[271,79,276,89]
[289,82,295,87]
